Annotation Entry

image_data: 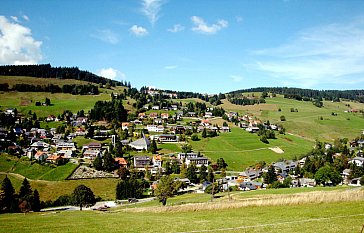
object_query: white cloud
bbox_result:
[91,29,119,44]
[249,18,364,88]
[141,0,165,26]
[230,75,243,82]
[164,65,177,70]
[168,24,184,33]
[97,68,126,80]
[10,16,19,22]
[0,16,42,65]
[22,15,29,21]
[130,25,148,37]
[191,16,228,35]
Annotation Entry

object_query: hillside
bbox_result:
[0,187,363,232]
[221,94,364,141]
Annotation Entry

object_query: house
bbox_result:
[240,181,263,191]
[34,151,49,161]
[349,178,362,187]
[185,156,209,167]
[221,126,230,133]
[158,134,178,143]
[138,113,146,119]
[56,142,76,151]
[121,122,130,130]
[134,156,151,168]
[149,112,158,119]
[129,136,151,151]
[46,154,63,164]
[75,127,87,136]
[30,141,50,150]
[83,149,102,159]
[152,106,160,110]
[187,112,196,117]
[161,113,169,119]
[5,108,15,116]
[147,125,164,133]
[178,152,198,160]
[173,125,186,134]
[46,115,56,122]
[152,155,162,168]
[349,157,364,167]
[204,112,213,118]
[115,157,128,168]
[239,169,263,181]
[83,142,102,151]
[273,160,297,173]
[170,105,178,111]
[299,178,316,187]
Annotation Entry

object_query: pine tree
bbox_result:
[32,189,41,212]
[0,176,15,213]
[19,178,32,200]
[187,164,198,183]
[93,156,103,171]
[149,140,158,154]
[103,153,115,172]
[198,164,207,182]
[207,167,215,182]
[202,128,207,138]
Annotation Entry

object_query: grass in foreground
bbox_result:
[0,189,363,233]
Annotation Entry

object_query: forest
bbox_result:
[228,87,364,102]
[0,64,130,87]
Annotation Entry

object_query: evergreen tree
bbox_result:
[180,162,187,178]
[149,140,158,154]
[263,165,277,184]
[202,128,207,138]
[32,189,41,212]
[198,164,207,183]
[117,167,130,180]
[19,178,32,200]
[187,164,198,183]
[171,160,180,174]
[103,153,115,172]
[93,156,103,171]
[0,176,15,213]
[207,167,215,182]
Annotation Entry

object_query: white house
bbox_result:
[349,157,364,167]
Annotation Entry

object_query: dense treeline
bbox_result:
[3,83,99,95]
[89,95,127,123]
[229,87,364,102]
[0,64,131,87]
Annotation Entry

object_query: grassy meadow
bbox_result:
[190,127,313,170]
[0,187,363,233]
[221,95,364,141]
[0,154,78,181]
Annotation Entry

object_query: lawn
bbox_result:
[0,91,111,118]
[0,154,78,181]
[0,193,363,233]
[190,127,313,170]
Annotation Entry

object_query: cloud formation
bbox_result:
[168,24,184,33]
[230,75,243,82]
[97,67,126,80]
[249,18,364,88]
[0,16,42,65]
[91,29,119,44]
[141,0,165,26]
[164,65,177,70]
[191,16,228,35]
[130,25,148,37]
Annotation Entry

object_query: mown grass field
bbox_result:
[0,172,119,201]
[190,127,313,170]
[221,95,364,141]
[0,154,78,181]
[0,188,363,233]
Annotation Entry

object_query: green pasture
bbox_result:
[221,95,364,141]
[190,128,313,170]
[0,91,111,118]
[0,154,78,181]
[0,197,363,233]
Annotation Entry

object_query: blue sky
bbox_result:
[2,0,364,93]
